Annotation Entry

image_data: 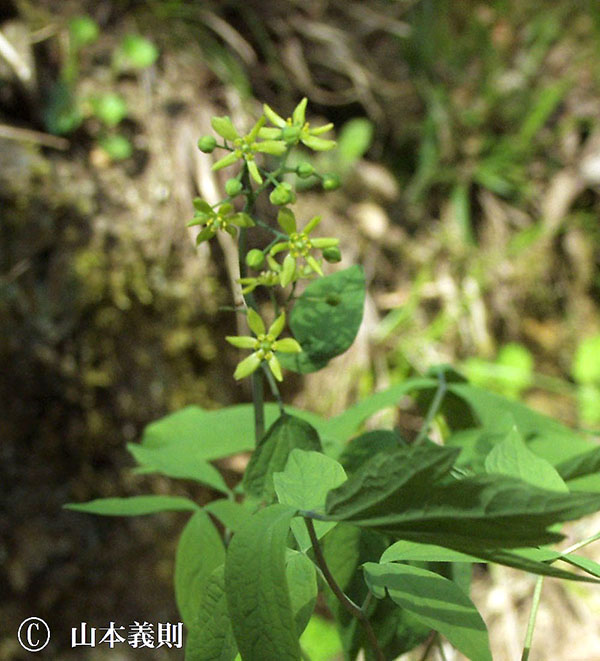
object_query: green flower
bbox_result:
[260,98,336,151]
[188,199,254,244]
[269,208,339,286]
[210,115,287,184]
[239,254,317,294]
[226,309,301,381]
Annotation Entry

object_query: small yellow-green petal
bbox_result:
[267,354,283,382]
[269,242,289,256]
[301,135,337,151]
[312,237,339,248]
[248,115,266,142]
[255,140,287,156]
[211,116,239,141]
[306,254,323,276]
[277,208,297,234]
[196,227,216,244]
[247,159,262,184]
[310,123,334,136]
[247,308,266,336]
[224,225,237,239]
[263,103,286,128]
[303,215,322,235]
[281,253,297,287]
[268,312,286,339]
[226,336,257,349]
[193,198,213,213]
[267,254,282,271]
[212,151,239,171]
[273,338,302,353]
[234,352,262,380]
[230,212,255,228]
[258,127,282,139]
[292,98,308,126]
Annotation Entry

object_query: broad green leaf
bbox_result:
[381,541,599,583]
[338,430,406,475]
[286,550,318,635]
[274,449,347,551]
[64,495,199,516]
[128,443,230,494]
[279,266,365,374]
[484,425,568,492]
[364,562,492,661]
[204,499,249,532]
[299,616,342,661]
[327,471,600,549]
[225,504,301,661]
[141,404,325,457]
[557,446,600,487]
[382,541,481,564]
[326,443,460,521]
[185,565,237,661]
[446,382,593,465]
[175,510,225,627]
[321,378,437,445]
[243,414,322,502]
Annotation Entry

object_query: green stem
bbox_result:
[414,368,446,445]
[561,530,600,555]
[521,576,544,661]
[262,363,284,415]
[304,518,384,661]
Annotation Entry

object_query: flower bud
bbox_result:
[197,135,217,153]
[269,182,296,206]
[322,246,342,263]
[246,249,265,270]
[296,162,315,179]
[225,178,243,197]
[322,173,341,191]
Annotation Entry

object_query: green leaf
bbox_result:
[175,510,225,628]
[273,449,347,551]
[446,382,593,465]
[225,504,301,661]
[336,118,374,171]
[364,562,492,661]
[91,93,128,127]
[140,404,325,458]
[286,550,317,636]
[321,378,437,446]
[128,443,230,494]
[338,430,406,474]
[117,34,159,70]
[327,471,600,549]
[326,443,460,521]
[279,266,366,374]
[185,565,237,661]
[484,424,568,492]
[204,499,249,532]
[381,541,600,583]
[64,495,199,516]
[243,414,322,502]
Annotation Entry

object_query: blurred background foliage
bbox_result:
[2,0,600,659]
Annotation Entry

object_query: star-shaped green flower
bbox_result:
[260,98,336,151]
[226,309,301,381]
[269,208,339,286]
[188,200,255,244]
[210,115,287,184]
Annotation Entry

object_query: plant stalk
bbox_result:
[304,517,384,661]
[521,575,543,661]
[415,368,447,445]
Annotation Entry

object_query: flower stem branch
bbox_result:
[304,517,384,661]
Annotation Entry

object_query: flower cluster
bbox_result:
[193,99,342,382]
